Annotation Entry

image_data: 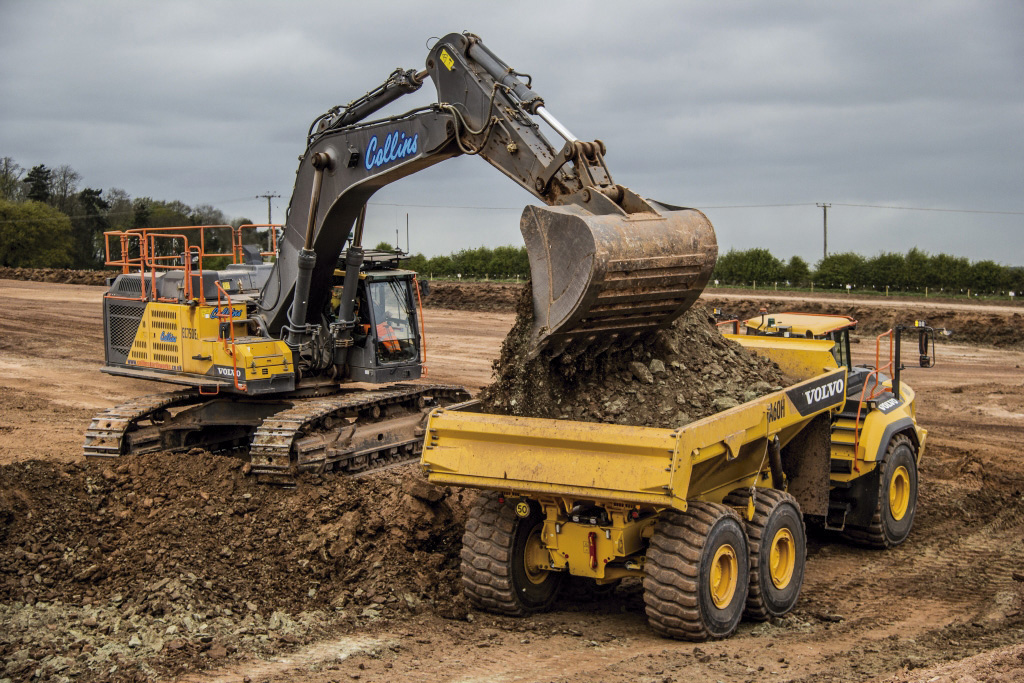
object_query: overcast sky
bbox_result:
[2,1,1022,265]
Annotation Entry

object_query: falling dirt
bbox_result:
[480,286,787,426]
[2,277,1024,682]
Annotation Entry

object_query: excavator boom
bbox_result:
[261,31,717,360]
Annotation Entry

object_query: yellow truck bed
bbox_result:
[422,367,847,510]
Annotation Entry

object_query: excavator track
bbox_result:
[83,384,470,485]
[83,389,205,460]
[249,383,470,485]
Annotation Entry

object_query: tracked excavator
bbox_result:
[84,32,718,483]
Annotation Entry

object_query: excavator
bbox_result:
[84,32,718,483]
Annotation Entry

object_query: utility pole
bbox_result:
[256,192,281,224]
[406,213,409,252]
[816,203,831,260]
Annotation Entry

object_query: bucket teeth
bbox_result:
[522,200,717,356]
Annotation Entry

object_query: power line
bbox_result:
[697,202,816,209]
[830,202,1024,215]
[367,201,523,211]
[2,198,1022,226]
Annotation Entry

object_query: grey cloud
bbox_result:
[1,0,1021,264]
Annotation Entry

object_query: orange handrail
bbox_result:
[146,234,193,302]
[102,223,281,303]
[715,319,741,334]
[851,329,895,470]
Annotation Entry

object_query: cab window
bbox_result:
[829,329,851,369]
[368,279,418,364]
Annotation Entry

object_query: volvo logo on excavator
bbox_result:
[365,131,418,170]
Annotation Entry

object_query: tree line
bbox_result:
[3,155,1019,295]
[0,157,252,269]
[712,247,1024,296]
[397,244,530,281]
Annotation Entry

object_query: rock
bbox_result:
[402,478,443,503]
[649,358,668,377]
[127,634,142,648]
[653,329,680,356]
[712,396,740,411]
[628,361,654,384]
[268,612,284,631]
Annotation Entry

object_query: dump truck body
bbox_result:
[424,366,846,581]
[421,331,927,640]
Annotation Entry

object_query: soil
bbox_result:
[0,267,114,287]
[480,286,787,426]
[420,281,521,312]
[0,455,471,682]
[2,277,1024,682]
[702,293,1024,350]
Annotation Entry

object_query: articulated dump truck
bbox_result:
[421,318,928,640]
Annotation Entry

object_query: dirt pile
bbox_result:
[0,454,472,682]
[421,281,522,311]
[704,295,1024,350]
[480,288,788,427]
[0,267,113,286]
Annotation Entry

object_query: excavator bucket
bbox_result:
[521,200,717,356]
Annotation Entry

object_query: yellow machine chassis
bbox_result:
[423,368,846,579]
[105,300,294,393]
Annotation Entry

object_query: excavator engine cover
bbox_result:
[522,201,717,356]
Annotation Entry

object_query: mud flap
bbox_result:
[521,199,716,356]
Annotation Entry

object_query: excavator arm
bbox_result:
[258,31,717,368]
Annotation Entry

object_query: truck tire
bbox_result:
[844,434,918,548]
[460,492,562,615]
[723,488,806,621]
[643,502,749,640]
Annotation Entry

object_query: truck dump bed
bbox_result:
[422,367,847,510]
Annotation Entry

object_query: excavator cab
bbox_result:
[339,261,423,384]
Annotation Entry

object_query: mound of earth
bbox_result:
[0,267,113,286]
[704,296,1024,350]
[421,281,522,311]
[480,287,788,426]
[0,454,472,682]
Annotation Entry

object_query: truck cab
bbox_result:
[738,312,866,395]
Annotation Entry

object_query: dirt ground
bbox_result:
[2,278,1024,682]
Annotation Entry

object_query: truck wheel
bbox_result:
[723,488,806,620]
[460,492,562,615]
[643,502,749,640]
[844,434,918,548]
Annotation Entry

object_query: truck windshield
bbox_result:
[369,279,417,364]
